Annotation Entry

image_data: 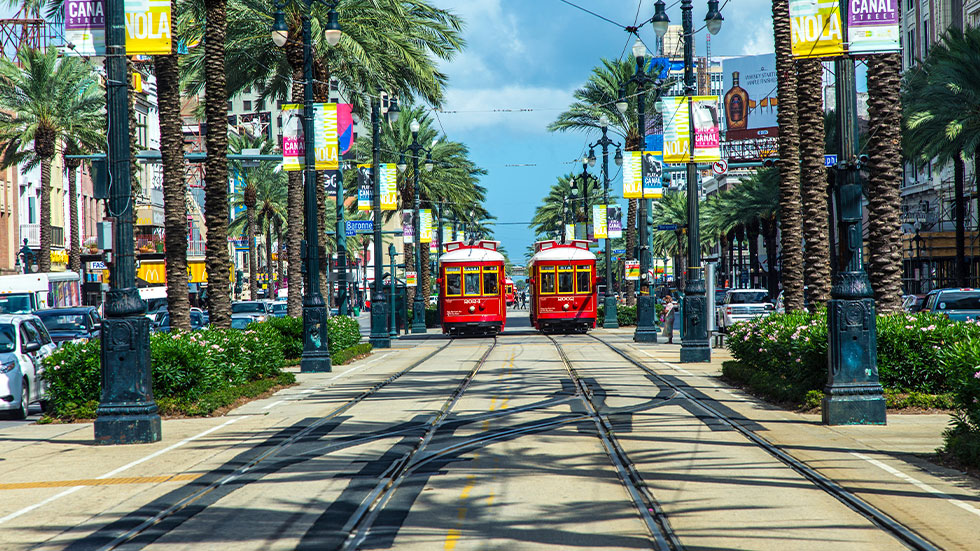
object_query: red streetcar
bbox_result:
[505,277,516,307]
[529,239,597,333]
[438,240,507,336]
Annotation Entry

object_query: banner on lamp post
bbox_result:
[64,0,173,56]
[662,96,721,164]
[379,163,397,210]
[282,104,304,171]
[323,169,340,198]
[64,0,106,56]
[564,224,575,243]
[642,136,664,199]
[607,205,623,238]
[401,210,414,244]
[593,204,607,239]
[847,0,899,53]
[357,164,372,211]
[625,260,640,280]
[456,230,465,242]
[789,0,844,58]
[623,151,642,198]
[420,210,433,243]
[313,103,338,170]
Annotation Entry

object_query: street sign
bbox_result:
[657,224,678,231]
[612,248,626,254]
[712,160,728,175]
[824,154,838,167]
[345,220,373,236]
[406,271,417,287]
[625,260,639,280]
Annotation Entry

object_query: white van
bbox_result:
[138,286,169,315]
[0,272,81,314]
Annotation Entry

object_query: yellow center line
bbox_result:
[0,473,201,490]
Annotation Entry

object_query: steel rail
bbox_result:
[590,334,941,551]
[548,335,681,551]
[97,338,457,551]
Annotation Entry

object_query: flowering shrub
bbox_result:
[327,315,362,355]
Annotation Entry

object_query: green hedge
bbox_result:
[333,343,373,365]
[597,305,637,327]
[726,312,980,468]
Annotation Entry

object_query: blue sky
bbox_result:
[429,0,776,261]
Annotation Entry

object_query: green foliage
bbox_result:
[327,316,362,355]
[333,343,374,366]
[597,305,638,327]
[156,372,296,417]
[251,316,303,359]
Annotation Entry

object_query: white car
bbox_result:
[716,289,774,332]
[0,314,58,419]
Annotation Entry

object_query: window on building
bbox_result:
[922,21,930,55]
[243,100,252,111]
[28,196,35,223]
[907,30,916,66]
[257,98,265,110]
[227,100,233,112]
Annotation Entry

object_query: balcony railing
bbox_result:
[19,224,63,248]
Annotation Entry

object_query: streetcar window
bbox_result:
[483,268,499,295]
[576,268,591,294]
[557,265,574,294]
[445,268,461,296]
[464,268,481,296]
[539,266,555,294]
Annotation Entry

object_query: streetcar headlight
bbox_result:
[468,306,476,313]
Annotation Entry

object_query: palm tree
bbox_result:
[903,27,980,289]
[549,58,674,305]
[771,0,804,310]
[530,173,604,239]
[228,134,275,299]
[797,59,830,306]
[0,48,104,273]
[230,152,288,300]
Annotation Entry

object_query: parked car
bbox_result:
[902,294,928,313]
[270,301,288,318]
[33,306,102,345]
[717,289,774,332]
[152,308,207,332]
[230,313,255,330]
[0,314,57,419]
[921,289,980,321]
[231,300,272,322]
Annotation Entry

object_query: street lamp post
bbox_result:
[272,0,344,371]
[651,0,723,361]
[398,119,434,333]
[388,243,398,337]
[94,0,161,444]
[336,160,348,316]
[589,115,623,328]
[618,39,658,343]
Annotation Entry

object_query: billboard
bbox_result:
[721,54,779,140]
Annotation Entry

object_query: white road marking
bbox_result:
[852,452,980,518]
[634,348,696,376]
[0,417,241,525]
[261,400,285,410]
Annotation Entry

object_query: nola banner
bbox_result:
[313,103,338,170]
[623,151,642,199]
[401,210,414,244]
[623,150,665,198]
[380,163,397,211]
[593,204,607,240]
[282,104,304,171]
[64,0,172,56]
[564,224,575,243]
[607,205,623,238]
[789,0,844,58]
[420,210,433,243]
[443,224,453,247]
[357,164,372,210]
[662,96,721,164]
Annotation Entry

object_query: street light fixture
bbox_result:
[400,117,435,333]
[705,0,724,35]
[590,116,622,329]
[271,0,344,367]
[652,0,670,38]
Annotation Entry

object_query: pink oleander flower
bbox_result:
[974,371,980,379]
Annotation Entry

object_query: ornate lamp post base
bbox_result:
[633,295,659,343]
[411,305,427,333]
[369,299,391,348]
[301,302,331,373]
[822,289,886,425]
[679,343,711,363]
[95,289,161,445]
[680,279,711,363]
[603,295,619,329]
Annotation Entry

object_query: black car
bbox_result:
[152,308,207,332]
[34,306,102,345]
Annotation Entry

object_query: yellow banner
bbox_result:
[380,163,397,211]
[789,0,844,58]
[313,103,338,170]
[662,96,722,164]
[623,151,642,199]
[124,0,172,55]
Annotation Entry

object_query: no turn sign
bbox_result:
[712,160,728,175]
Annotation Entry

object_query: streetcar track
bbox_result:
[590,334,941,551]
[94,338,460,551]
[548,335,681,551]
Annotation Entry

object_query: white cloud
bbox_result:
[437,86,576,134]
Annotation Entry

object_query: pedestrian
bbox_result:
[662,295,676,344]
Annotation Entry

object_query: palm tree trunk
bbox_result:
[67,162,81,273]
[625,198,636,306]
[420,246,431,304]
[247,206,257,299]
[155,50,191,331]
[954,155,968,287]
[285,37,304,317]
[797,58,831,306]
[772,0,804,310]
[265,219,274,295]
[39,158,51,273]
[203,0,232,327]
[865,53,904,313]
[402,174,415,307]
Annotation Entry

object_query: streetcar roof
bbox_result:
[440,242,506,263]
[530,246,596,262]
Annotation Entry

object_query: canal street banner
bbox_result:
[64,0,172,56]
[789,0,899,58]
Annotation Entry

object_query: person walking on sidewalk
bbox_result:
[662,295,676,344]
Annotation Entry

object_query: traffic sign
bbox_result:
[824,154,838,167]
[345,220,373,236]
[712,160,728,175]
[612,248,626,254]
[657,224,678,231]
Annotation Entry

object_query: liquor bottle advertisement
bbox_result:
[721,54,779,140]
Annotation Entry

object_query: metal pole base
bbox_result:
[633,295,659,343]
[95,289,161,445]
[821,388,886,425]
[823,293,886,425]
[369,301,391,348]
[301,303,332,372]
[603,295,619,329]
[679,343,711,363]
[411,300,427,334]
